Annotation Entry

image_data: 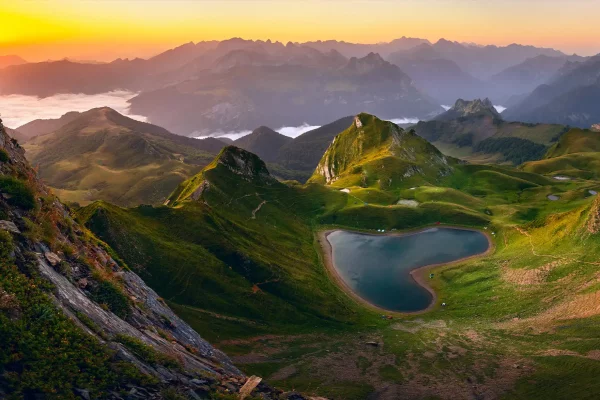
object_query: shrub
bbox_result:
[0,263,119,398]
[89,280,131,319]
[0,149,9,163]
[0,176,36,210]
[0,229,13,260]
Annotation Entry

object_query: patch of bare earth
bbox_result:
[269,365,298,381]
[367,357,532,400]
[501,291,600,331]
[501,260,564,286]
[540,349,600,361]
[392,319,447,333]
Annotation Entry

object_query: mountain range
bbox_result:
[504,54,600,127]
[1,37,589,135]
[127,52,442,134]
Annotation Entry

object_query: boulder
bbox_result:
[0,220,20,233]
[44,251,61,266]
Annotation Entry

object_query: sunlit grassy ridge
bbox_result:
[310,113,453,190]
[523,128,600,181]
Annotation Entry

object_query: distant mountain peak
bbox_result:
[454,97,494,111]
[436,98,501,121]
[342,52,394,75]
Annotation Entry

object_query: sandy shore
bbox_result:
[317,225,494,315]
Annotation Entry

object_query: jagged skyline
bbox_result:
[2,0,599,61]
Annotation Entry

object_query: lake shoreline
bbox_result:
[317,225,494,315]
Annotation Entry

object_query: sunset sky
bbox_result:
[3,0,600,62]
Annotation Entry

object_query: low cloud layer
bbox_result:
[0,91,146,129]
[196,118,422,141]
[196,123,322,141]
[389,117,420,125]
[276,123,321,138]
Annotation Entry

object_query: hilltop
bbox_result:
[16,111,82,140]
[0,55,27,69]
[436,98,502,121]
[275,116,354,172]
[310,114,453,190]
[23,107,226,206]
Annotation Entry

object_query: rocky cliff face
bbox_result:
[436,98,502,121]
[0,118,312,399]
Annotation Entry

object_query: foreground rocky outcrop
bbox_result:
[0,117,316,399]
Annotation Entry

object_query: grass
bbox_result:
[75,118,600,399]
[22,108,217,207]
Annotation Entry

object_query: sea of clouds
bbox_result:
[195,123,321,140]
[0,91,146,129]
[195,118,423,141]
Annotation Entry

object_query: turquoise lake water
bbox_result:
[327,228,490,312]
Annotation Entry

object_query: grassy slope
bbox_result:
[80,148,374,341]
[24,108,222,206]
[310,113,453,191]
[523,128,600,180]
[414,116,567,164]
[79,120,600,399]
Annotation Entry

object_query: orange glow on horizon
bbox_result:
[3,0,600,62]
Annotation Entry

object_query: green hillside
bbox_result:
[415,113,567,165]
[24,107,225,206]
[310,113,454,190]
[523,128,600,179]
[544,128,600,158]
[80,146,366,339]
[77,114,600,399]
